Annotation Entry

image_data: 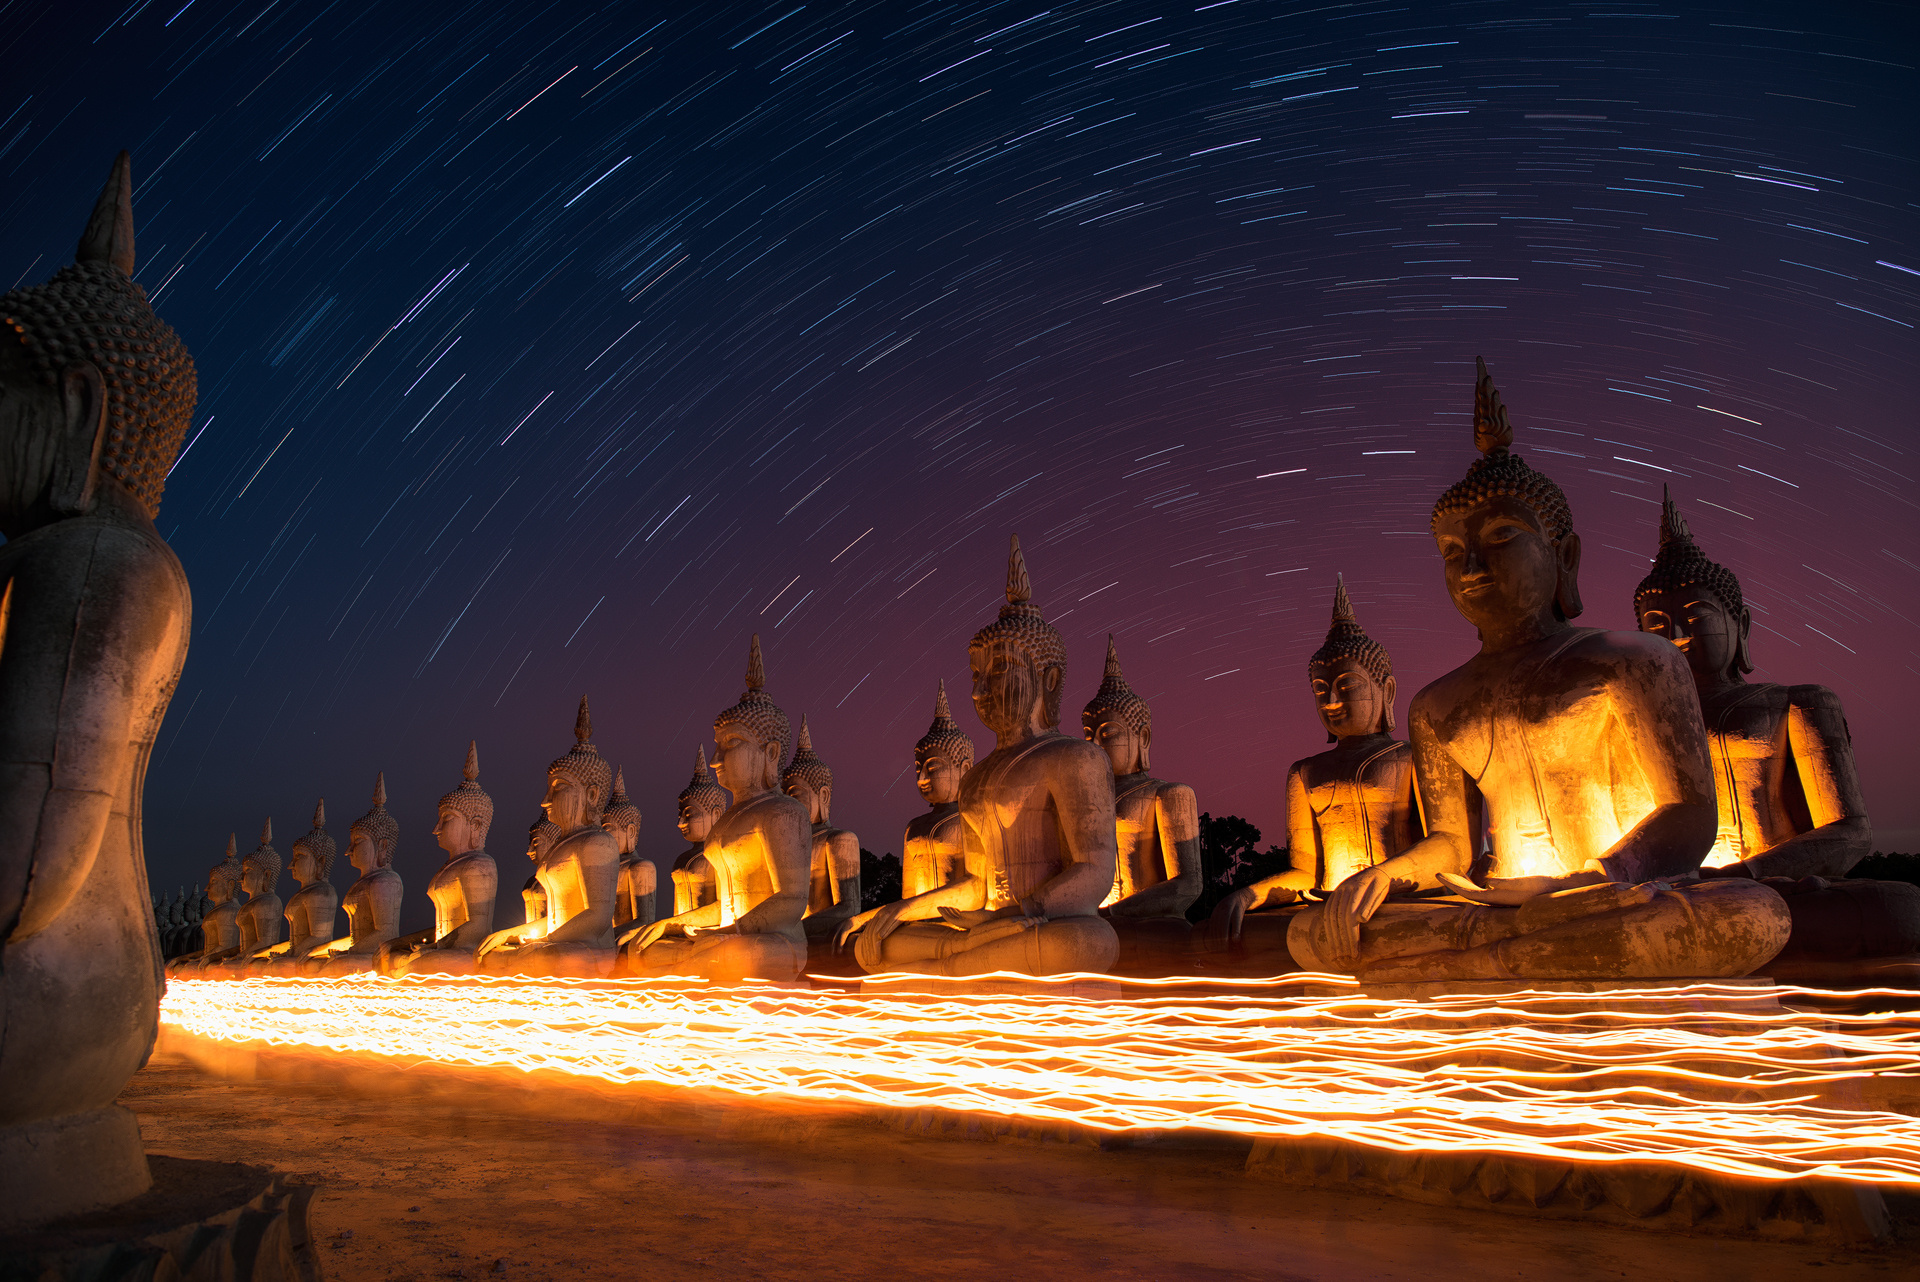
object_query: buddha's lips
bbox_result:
[160,976,1920,1186]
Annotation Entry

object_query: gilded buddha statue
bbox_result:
[479,700,621,977]
[166,836,242,974]
[624,636,812,981]
[312,774,404,975]
[1637,491,1917,975]
[1286,358,1790,981]
[846,537,1120,977]
[606,768,657,934]
[381,742,499,976]
[1082,637,1201,969]
[265,800,337,973]
[783,718,861,943]
[670,748,725,915]
[1209,579,1425,968]
[0,152,196,1226]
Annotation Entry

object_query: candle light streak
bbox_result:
[161,975,1920,1186]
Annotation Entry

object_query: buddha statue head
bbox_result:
[1430,356,1582,634]
[969,535,1068,737]
[240,818,280,899]
[434,740,493,858]
[915,680,975,807]
[289,798,335,888]
[1634,487,1751,685]
[712,634,791,797]
[526,815,560,864]
[207,834,243,906]
[1082,636,1152,775]
[347,773,399,877]
[1309,575,1396,741]
[781,717,834,825]
[543,697,612,831]
[602,767,640,856]
[0,152,196,540]
[677,746,729,843]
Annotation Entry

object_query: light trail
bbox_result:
[160,976,1920,1186]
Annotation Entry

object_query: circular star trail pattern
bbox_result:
[3,1,1914,914]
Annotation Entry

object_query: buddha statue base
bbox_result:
[1107,916,1196,977]
[0,1105,150,1232]
[858,974,1123,1001]
[625,933,807,984]
[480,940,616,979]
[856,914,1119,979]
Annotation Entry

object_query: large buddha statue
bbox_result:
[478,700,620,977]
[1208,579,1425,965]
[203,819,281,973]
[165,836,242,974]
[670,748,725,915]
[381,742,498,976]
[0,153,196,1228]
[624,636,811,981]
[606,768,657,934]
[783,718,860,943]
[1082,636,1201,967]
[846,537,1120,977]
[312,774,403,975]
[1286,358,1790,981]
[266,800,337,974]
[1636,491,1918,973]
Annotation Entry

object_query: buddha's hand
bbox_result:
[858,898,920,947]
[628,919,683,951]
[1438,866,1608,906]
[936,907,1007,930]
[944,915,1040,949]
[684,922,738,938]
[1320,866,1398,968]
[1209,886,1280,941]
[833,908,878,953]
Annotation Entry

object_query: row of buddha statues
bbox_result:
[167,362,1918,985]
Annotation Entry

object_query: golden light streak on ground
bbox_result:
[161,974,1920,1186]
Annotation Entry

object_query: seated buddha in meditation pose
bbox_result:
[1636,491,1917,972]
[166,837,242,973]
[846,536,1120,977]
[1209,578,1425,962]
[670,749,725,915]
[624,636,812,981]
[520,816,557,926]
[1082,637,1201,968]
[1286,358,1790,981]
[380,742,498,976]
[606,769,657,934]
[202,821,282,975]
[479,700,621,977]
[782,718,860,943]
[311,775,404,976]
[262,801,336,973]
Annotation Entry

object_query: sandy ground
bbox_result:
[124,1051,1916,1282]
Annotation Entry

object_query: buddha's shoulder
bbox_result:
[3,508,187,604]
[725,791,810,827]
[1011,731,1109,770]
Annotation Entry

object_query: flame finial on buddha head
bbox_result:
[782,716,833,793]
[243,817,280,887]
[714,633,792,759]
[915,679,975,771]
[438,739,495,845]
[291,799,335,880]
[547,698,613,819]
[970,534,1069,725]
[679,746,729,819]
[351,772,399,867]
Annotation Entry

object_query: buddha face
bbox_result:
[346,829,384,877]
[241,861,271,897]
[206,872,234,905]
[1082,713,1148,776]
[785,777,831,825]
[0,335,103,538]
[678,798,717,843]
[917,751,963,806]
[603,813,639,856]
[290,848,316,887]
[1311,658,1394,739]
[541,771,601,831]
[1638,588,1746,685]
[1433,495,1580,634]
[713,724,782,796]
[970,639,1060,736]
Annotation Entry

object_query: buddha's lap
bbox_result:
[628,930,805,981]
[857,914,1118,976]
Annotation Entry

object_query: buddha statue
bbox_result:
[1082,636,1201,969]
[0,152,197,1227]
[200,819,282,973]
[670,748,725,915]
[837,683,974,947]
[845,536,1120,977]
[782,718,861,943]
[1208,579,1425,967]
[381,742,499,976]
[477,700,621,977]
[520,816,557,926]
[624,635,812,981]
[1637,490,1918,974]
[606,768,658,933]
[165,836,242,974]
[1286,358,1790,981]
[311,774,404,976]
[266,800,337,973]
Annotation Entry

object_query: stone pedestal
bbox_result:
[0,1106,151,1233]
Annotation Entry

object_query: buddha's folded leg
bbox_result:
[860,915,1119,977]
[855,921,961,974]
[505,941,616,979]
[1288,899,1514,973]
[630,932,805,982]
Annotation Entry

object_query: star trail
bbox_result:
[2,1,1913,917]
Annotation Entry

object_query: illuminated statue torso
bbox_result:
[1701,684,1844,868]
[902,803,964,899]
[672,848,716,915]
[1293,737,1418,891]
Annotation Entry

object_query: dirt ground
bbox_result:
[124,1049,1916,1282]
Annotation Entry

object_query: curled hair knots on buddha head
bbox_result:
[678,746,729,820]
[602,767,641,833]
[969,534,1069,725]
[241,817,281,887]
[1310,575,1393,686]
[714,633,792,760]
[209,833,243,896]
[0,152,197,519]
[350,772,399,866]
[548,697,614,820]
[1082,636,1152,738]
[291,798,335,881]
[438,740,495,845]
[1635,487,1751,674]
[914,680,975,771]
[781,716,834,794]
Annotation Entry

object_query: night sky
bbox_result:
[5,1,1914,921]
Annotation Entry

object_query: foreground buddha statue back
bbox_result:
[847,536,1120,977]
[670,748,725,915]
[382,742,498,976]
[0,152,196,1228]
[626,635,811,980]
[1287,358,1789,981]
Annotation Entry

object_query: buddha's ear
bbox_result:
[1553,531,1584,620]
[1138,724,1152,772]
[49,360,107,515]
[1735,605,1754,675]
[1381,675,1398,734]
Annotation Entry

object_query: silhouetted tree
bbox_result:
[1188,813,1289,922]
[1853,852,1920,888]
[860,849,901,910]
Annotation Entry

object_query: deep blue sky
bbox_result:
[3,1,1914,919]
